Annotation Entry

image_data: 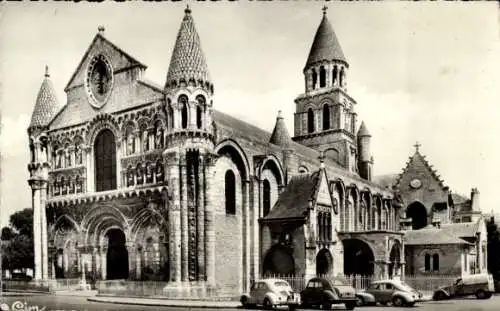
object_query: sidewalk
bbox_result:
[88,296,242,308]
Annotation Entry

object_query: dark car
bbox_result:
[433,274,494,300]
[300,277,357,310]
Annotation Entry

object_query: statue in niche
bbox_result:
[155,162,164,182]
[56,152,62,169]
[127,168,135,187]
[54,182,60,196]
[142,131,149,152]
[65,150,72,167]
[61,178,67,195]
[146,163,153,183]
[136,164,144,184]
[75,176,82,193]
[75,145,82,165]
[127,133,135,155]
[67,179,73,194]
[154,126,163,149]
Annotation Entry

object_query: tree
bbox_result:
[1,208,34,271]
[487,216,500,280]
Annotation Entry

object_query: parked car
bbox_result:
[355,291,376,307]
[240,279,301,309]
[363,280,422,307]
[432,273,495,300]
[300,277,358,310]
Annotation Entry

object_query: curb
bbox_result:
[87,297,242,309]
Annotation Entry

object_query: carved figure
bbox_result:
[75,145,82,165]
[155,127,163,149]
[156,162,164,182]
[136,164,144,184]
[143,131,149,152]
[65,150,72,167]
[127,133,135,155]
[127,168,135,186]
[146,163,153,183]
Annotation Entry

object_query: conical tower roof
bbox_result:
[269,110,292,147]
[166,6,212,88]
[357,121,371,137]
[29,66,61,129]
[305,9,347,69]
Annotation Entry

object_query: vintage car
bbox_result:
[432,273,495,300]
[355,291,377,307]
[300,277,358,310]
[240,279,301,309]
[363,280,422,307]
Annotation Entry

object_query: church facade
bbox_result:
[27,7,426,297]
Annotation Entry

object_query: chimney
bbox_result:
[471,188,480,212]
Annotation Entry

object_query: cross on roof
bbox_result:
[414,141,421,152]
[322,5,328,15]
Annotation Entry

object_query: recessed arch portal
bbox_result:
[316,248,333,275]
[106,228,129,280]
[407,201,428,230]
[262,244,295,276]
[343,238,374,276]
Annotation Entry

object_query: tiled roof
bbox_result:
[269,111,292,147]
[372,174,399,190]
[451,193,469,205]
[166,7,211,87]
[403,226,473,246]
[263,172,320,220]
[305,12,347,68]
[404,219,480,246]
[29,67,63,129]
[357,121,371,137]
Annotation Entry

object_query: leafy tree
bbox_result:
[1,208,34,270]
[487,216,500,280]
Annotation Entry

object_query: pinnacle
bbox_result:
[29,66,62,129]
[269,110,292,148]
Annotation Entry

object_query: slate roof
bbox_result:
[305,11,347,68]
[263,172,320,221]
[166,6,211,86]
[269,111,292,147]
[29,67,63,129]
[440,221,479,238]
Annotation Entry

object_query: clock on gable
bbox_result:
[86,54,113,108]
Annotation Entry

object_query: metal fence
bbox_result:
[2,278,83,292]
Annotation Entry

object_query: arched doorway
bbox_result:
[388,242,401,278]
[316,248,333,275]
[407,202,428,230]
[94,129,116,192]
[106,229,129,280]
[343,239,374,276]
[262,245,295,276]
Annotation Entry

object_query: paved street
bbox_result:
[1,294,500,311]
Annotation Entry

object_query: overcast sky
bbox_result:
[1,2,499,228]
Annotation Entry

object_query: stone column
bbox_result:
[167,153,182,282]
[180,154,189,282]
[242,180,250,292]
[41,182,49,280]
[29,179,43,280]
[374,260,388,280]
[204,154,216,286]
[136,249,142,280]
[251,178,260,281]
[101,248,107,280]
[197,155,205,281]
[84,146,93,192]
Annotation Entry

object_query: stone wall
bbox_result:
[405,244,463,276]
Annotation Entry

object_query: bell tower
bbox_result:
[293,7,358,172]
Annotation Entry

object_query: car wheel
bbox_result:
[322,302,332,310]
[345,302,356,310]
[405,301,415,307]
[240,296,249,308]
[476,290,487,299]
[356,296,364,306]
[263,298,274,310]
[392,296,404,307]
[433,291,446,301]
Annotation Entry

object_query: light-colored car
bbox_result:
[355,291,376,306]
[240,279,301,309]
[363,280,423,307]
[433,273,495,300]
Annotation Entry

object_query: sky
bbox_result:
[1,2,500,228]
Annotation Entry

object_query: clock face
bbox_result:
[86,55,113,108]
[410,178,422,189]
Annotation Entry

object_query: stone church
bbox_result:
[375,144,488,277]
[28,7,476,297]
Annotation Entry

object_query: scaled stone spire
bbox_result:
[269,110,292,147]
[29,66,61,129]
[357,121,371,137]
[166,6,212,88]
[305,8,347,68]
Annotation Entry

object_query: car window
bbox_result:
[331,278,349,286]
[369,283,380,290]
[274,281,290,288]
[455,279,463,286]
[385,284,394,290]
[306,281,315,288]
